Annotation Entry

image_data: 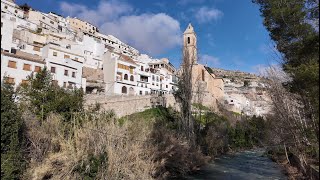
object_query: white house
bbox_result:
[1,0,24,18]
[103,51,138,95]
[1,50,45,87]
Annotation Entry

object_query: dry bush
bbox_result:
[23,112,155,180]
[150,121,210,179]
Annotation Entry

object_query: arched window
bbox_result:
[130,75,134,81]
[124,74,128,80]
[129,87,135,95]
[187,37,190,44]
[122,86,127,94]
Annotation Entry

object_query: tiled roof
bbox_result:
[1,50,45,64]
[113,52,137,65]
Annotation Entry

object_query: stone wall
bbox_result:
[85,94,179,118]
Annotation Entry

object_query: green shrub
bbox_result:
[19,67,84,121]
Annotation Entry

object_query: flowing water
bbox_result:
[185,149,287,180]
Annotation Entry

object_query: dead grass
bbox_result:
[22,108,209,179]
[23,112,155,179]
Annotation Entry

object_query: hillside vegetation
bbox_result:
[1,68,269,179]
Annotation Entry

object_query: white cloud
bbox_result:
[195,7,223,23]
[201,54,220,67]
[59,0,182,55]
[100,13,181,55]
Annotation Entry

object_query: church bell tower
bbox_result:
[183,23,197,65]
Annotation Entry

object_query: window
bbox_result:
[124,74,128,80]
[5,6,8,9]
[52,80,58,86]
[15,10,18,13]
[53,51,57,56]
[8,60,17,69]
[130,75,134,81]
[72,72,76,78]
[145,91,148,95]
[63,82,67,88]
[5,77,15,84]
[21,79,29,85]
[33,46,40,52]
[187,37,190,44]
[121,86,127,94]
[34,66,41,72]
[42,16,45,20]
[23,64,31,71]
[140,91,142,95]
[141,66,144,71]
[202,69,205,81]
[64,70,68,76]
[166,85,168,88]
[51,66,56,73]
[64,54,70,59]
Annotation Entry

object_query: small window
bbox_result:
[124,74,128,80]
[15,10,18,13]
[33,46,40,52]
[63,82,67,88]
[23,64,31,71]
[51,66,56,73]
[8,60,17,69]
[5,6,8,9]
[72,72,76,78]
[5,77,15,84]
[166,85,168,88]
[202,69,205,81]
[53,51,57,56]
[21,79,29,85]
[130,75,134,81]
[34,66,41,72]
[139,91,142,95]
[187,37,190,44]
[64,54,70,59]
[122,86,127,94]
[52,80,58,86]
[141,66,144,71]
[42,16,45,20]
[64,70,68,76]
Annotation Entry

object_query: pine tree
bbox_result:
[1,83,25,180]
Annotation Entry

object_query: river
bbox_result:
[185,149,287,180]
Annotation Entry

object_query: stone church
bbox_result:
[183,23,224,109]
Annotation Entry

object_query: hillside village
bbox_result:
[1,0,272,117]
[212,68,272,116]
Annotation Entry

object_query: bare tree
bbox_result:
[175,47,196,143]
[264,65,319,173]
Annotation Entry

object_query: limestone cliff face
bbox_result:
[211,68,273,117]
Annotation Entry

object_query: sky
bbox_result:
[16,0,279,73]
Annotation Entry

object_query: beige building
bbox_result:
[182,23,224,109]
[66,17,99,34]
